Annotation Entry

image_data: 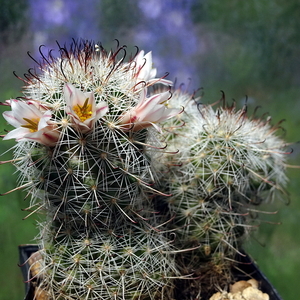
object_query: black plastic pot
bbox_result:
[19,244,39,300]
[233,249,283,300]
[19,245,283,300]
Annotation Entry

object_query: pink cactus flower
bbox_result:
[64,83,108,133]
[131,50,173,86]
[119,88,182,132]
[2,99,59,146]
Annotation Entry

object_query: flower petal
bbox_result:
[2,99,59,146]
[25,126,60,147]
[3,127,31,141]
[95,102,109,119]
[119,88,181,131]
[131,51,173,86]
[64,83,108,133]
[3,110,21,128]
[38,110,54,130]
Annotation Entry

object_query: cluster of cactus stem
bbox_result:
[1,40,289,299]
[156,89,288,297]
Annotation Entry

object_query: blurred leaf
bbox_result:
[0,0,28,43]
[98,0,140,44]
[192,0,300,87]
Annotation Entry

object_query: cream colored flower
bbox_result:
[119,88,181,132]
[64,83,108,133]
[131,50,173,86]
[2,99,59,146]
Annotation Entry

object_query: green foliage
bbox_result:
[98,0,141,45]
[0,0,28,43]
[192,0,300,88]
[0,82,37,300]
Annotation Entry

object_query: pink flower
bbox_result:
[64,83,108,133]
[2,100,59,146]
[119,88,182,132]
[131,51,173,86]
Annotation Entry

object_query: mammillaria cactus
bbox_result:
[1,40,181,300]
[156,89,289,298]
[1,40,291,300]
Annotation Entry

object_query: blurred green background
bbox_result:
[0,0,299,299]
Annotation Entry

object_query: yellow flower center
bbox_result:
[73,98,93,122]
[21,118,39,132]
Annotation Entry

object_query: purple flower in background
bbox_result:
[28,0,101,54]
[136,0,200,88]
[28,0,200,88]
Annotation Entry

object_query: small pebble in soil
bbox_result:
[209,279,269,300]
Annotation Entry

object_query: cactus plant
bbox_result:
[155,88,289,298]
[1,40,291,300]
[1,40,182,300]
